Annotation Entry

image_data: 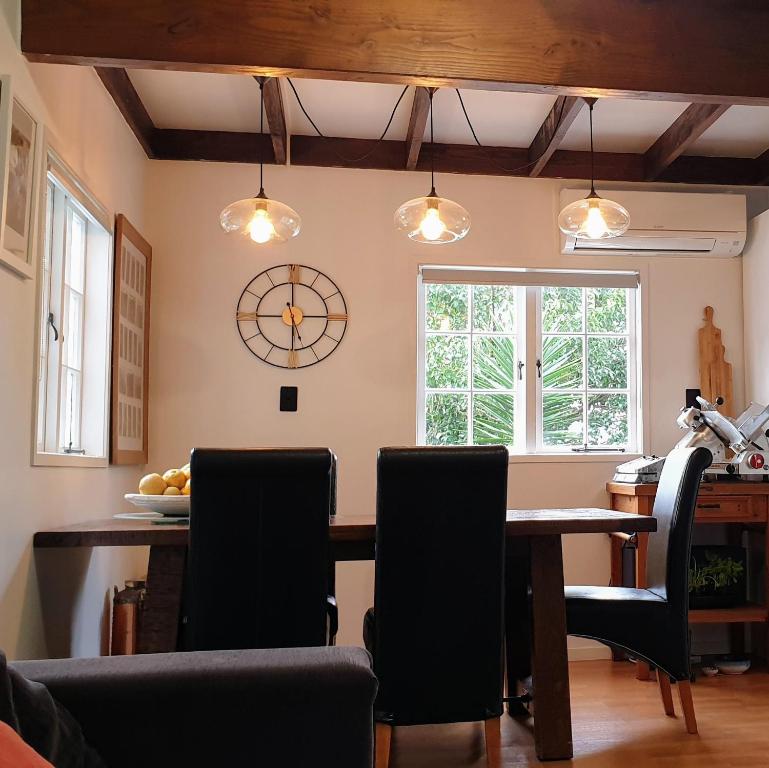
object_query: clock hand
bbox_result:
[286,302,303,345]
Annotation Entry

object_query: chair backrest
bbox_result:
[184,448,334,651]
[372,446,508,726]
[645,446,713,608]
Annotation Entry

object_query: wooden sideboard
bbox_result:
[607,480,769,675]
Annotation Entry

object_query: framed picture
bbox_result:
[110,214,152,464]
[0,75,41,280]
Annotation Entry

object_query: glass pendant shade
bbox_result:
[558,192,630,240]
[220,191,301,244]
[394,191,471,244]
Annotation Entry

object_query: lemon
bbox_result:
[182,479,191,496]
[139,473,167,495]
[163,486,181,496]
[163,469,186,490]
[181,463,191,479]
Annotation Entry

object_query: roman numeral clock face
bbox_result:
[236,264,348,368]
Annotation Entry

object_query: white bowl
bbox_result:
[715,659,751,675]
[124,493,190,516]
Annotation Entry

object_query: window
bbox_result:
[34,152,113,466]
[418,267,641,455]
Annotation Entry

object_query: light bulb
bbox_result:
[248,208,276,243]
[419,207,447,241]
[583,203,609,239]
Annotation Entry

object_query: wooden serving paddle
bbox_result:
[698,306,734,417]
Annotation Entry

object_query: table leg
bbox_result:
[137,545,186,654]
[505,537,532,714]
[635,532,651,680]
[529,534,573,761]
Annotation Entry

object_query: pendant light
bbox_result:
[220,79,301,244]
[394,89,470,244]
[558,98,630,240]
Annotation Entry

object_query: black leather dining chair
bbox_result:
[565,446,712,734]
[363,446,509,768]
[182,448,338,651]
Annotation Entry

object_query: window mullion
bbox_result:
[467,288,474,446]
[525,286,538,453]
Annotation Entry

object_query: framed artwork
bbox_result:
[110,214,152,464]
[0,76,41,280]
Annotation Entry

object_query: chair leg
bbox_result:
[484,717,502,768]
[658,672,675,717]
[375,723,392,768]
[677,680,698,734]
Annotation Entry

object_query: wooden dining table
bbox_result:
[34,508,655,761]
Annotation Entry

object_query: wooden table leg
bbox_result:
[529,534,573,761]
[635,532,651,680]
[137,545,186,654]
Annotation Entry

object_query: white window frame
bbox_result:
[32,149,114,468]
[417,266,644,459]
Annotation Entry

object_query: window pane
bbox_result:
[588,394,628,446]
[587,337,627,389]
[472,285,516,332]
[542,336,583,389]
[587,287,627,333]
[425,284,468,331]
[542,287,583,333]
[473,394,515,446]
[426,334,469,389]
[542,394,584,446]
[66,290,83,370]
[426,393,468,445]
[61,368,81,450]
[473,336,516,389]
[67,212,86,293]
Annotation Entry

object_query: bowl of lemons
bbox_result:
[125,464,191,515]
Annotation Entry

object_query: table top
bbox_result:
[33,508,656,548]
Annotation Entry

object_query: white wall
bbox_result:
[144,161,745,653]
[743,208,769,404]
[0,1,149,659]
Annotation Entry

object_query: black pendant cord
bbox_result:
[286,78,409,164]
[454,88,572,176]
[429,89,436,196]
[258,80,265,195]
[588,100,596,196]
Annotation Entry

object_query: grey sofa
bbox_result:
[10,646,376,768]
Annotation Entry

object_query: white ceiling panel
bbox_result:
[430,89,557,147]
[560,99,688,154]
[685,106,769,158]
[128,70,263,132]
[284,78,413,140]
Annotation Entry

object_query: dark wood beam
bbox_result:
[755,148,769,186]
[644,103,731,180]
[22,1,769,104]
[153,130,275,164]
[95,67,156,157]
[528,96,583,177]
[258,77,288,165]
[289,135,756,186]
[405,87,431,170]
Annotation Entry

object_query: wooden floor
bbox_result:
[387,660,769,767]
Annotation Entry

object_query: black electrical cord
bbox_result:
[286,78,410,164]
[454,88,572,176]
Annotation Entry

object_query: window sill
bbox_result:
[32,452,108,468]
[507,451,641,465]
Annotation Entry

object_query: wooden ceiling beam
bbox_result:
[755,149,769,186]
[95,67,157,157]
[644,103,731,180]
[153,130,275,164]
[405,87,431,170]
[22,1,769,105]
[257,77,288,165]
[528,96,584,177]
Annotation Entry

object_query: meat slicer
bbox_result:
[613,396,769,483]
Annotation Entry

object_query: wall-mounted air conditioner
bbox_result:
[559,190,746,257]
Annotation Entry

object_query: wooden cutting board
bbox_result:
[698,306,734,416]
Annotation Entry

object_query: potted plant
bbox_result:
[689,546,746,609]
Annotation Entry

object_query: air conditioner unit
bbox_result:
[559,190,746,257]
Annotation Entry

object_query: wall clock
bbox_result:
[236,263,348,369]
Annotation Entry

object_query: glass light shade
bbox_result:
[558,193,630,240]
[394,193,470,244]
[220,193,301,244]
